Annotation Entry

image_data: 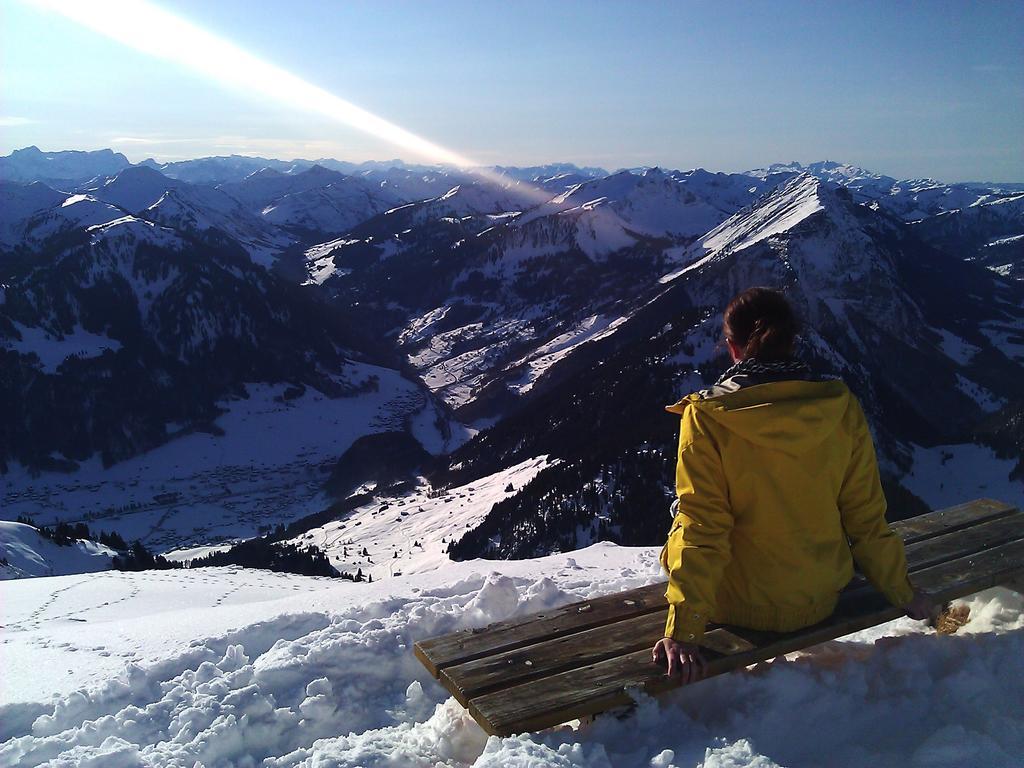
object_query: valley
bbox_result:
[1,148,1022,576]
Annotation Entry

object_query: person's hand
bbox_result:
[653,637,706,684]
[902,589,935,621]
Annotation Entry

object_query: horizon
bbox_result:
[7,144,1024,187]
[2,0,1022,183]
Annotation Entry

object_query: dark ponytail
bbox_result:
[723,287,798,362]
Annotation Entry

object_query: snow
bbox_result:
[981,322,1024,363]
[902,443,1024,511]
[287,456,553,582]
[700,174,824,259]
[3,322,122,373]
[2,543,1022,767]
[0,364,453,554]
[513,168,750,244]
[409,397,473,457]
[162,543,234,562]
[302,237,359,285]
[260,179,397,237]
[571,207,638,260]
[86,214,182,251]
[0,522,114,579]
[403,314,535,409]
[0,184,126,247]
[507,315,629,394]
[985,234,1024,248]
[933,328,981,365]
[144,188,293,269]
[954,374,1005,413]
[659,174,841,284]
[50,194,124,228]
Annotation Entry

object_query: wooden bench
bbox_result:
[415,498,1024,737]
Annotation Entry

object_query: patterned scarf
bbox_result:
[713,357,811,386]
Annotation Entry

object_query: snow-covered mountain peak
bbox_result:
[663,172,902,297]
[746,160,888,184]
[698,172,828,256]
[100,164,167,186]
[639,166,668,180]
[218,163,351,213]
[86,213,180,245]
[0,180,132,248]
[141,184,294,268]
[303,164,344,181]
[85,165,183,213]
[416,181,531,217]
[0,146,132,186]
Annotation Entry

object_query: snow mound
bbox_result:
[0,522,114,579]
[1,545,1022,767]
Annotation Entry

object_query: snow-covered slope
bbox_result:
[82,166,295,266]
[0,362,463,555]
[0,181,66,245]
[142,154,315,185]
[143,186,294,268]
[288,456,552,581]
[745,160,1011,221]
[219,165,351,211]
[260,177,402,238]
[0,167,295,266]
[0,521,114,579]
[0,201,443,476]
[515,167,770,239]
[219,164,403,241]
[307,167,776,416]
[1,546,1021,767]
[912,193,1024,280]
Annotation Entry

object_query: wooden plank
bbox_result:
[440,611,666,706]
[416,500,1015,677]
[438,509,1023,702]
[901,511,1024,571]
[414,582,667,677]
[468,536,1024,736]
[443,613,760,706]
[892,498,1017,544]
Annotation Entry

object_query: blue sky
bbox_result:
[2,0,1021,181]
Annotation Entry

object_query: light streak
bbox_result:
[26,0,476,168]
[26,0,566,206]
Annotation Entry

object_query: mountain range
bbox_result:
[1,145,1021,566]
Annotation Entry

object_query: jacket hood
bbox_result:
[665,379,852,456]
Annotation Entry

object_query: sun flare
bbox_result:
[26,0,479,169]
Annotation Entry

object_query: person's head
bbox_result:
[722,287,798,363]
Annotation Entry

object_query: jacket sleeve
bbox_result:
[660,403,734,644]
[837,396,915,607]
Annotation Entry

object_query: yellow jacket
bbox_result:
[660,379,915,644]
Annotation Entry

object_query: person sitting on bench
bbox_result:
[653,287,934,684]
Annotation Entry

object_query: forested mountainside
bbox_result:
[1,148,1021,563]
[0,217,392,471]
